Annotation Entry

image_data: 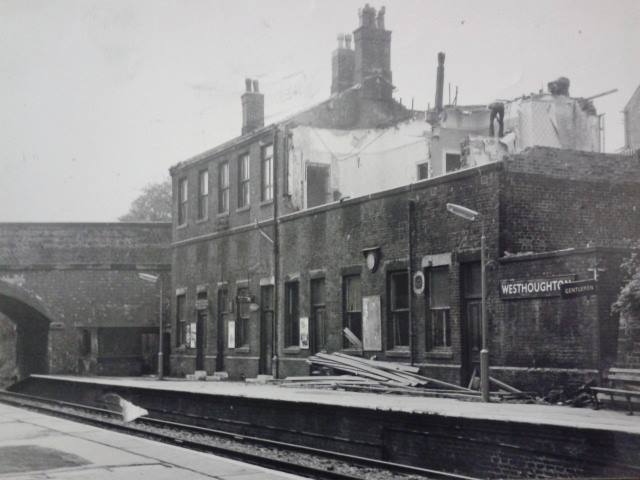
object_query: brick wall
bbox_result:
[169,147,640,391]
[0,222,171,376]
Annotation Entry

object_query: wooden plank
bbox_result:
[316,353,416,386]
[333,353,420,374]
[489,376,523,394]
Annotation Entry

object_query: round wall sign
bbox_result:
[413,271,425,295]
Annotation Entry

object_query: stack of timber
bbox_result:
[281,352,479,398]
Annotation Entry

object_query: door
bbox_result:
[259,285,273,375]
[195,309,206,371]
[310,278,326,354]
[462,262,482,385]
[216,289,227,372]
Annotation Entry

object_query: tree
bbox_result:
[119,179,172,222]
[613,243,640,323]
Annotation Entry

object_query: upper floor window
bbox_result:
[197,170,209,220]
[445,153,462,173]
[261,145,273,202]
[342,274,362,348]
[427,266,451,349]
[261,144,273,202]
[238,153,250,208]
[417,162,429,180]
[177,178,188,226]
[218,161,229,214]
[388,271,410,348]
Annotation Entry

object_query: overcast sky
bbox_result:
[1,0,639,222]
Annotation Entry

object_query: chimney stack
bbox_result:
[435,52,445,113]
[353,4,392,101]
[241,78,264,135]
[331,33,355,94]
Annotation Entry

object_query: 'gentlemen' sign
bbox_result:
[500,275,575,299]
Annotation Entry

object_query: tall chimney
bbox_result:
[331,33,355,94]
[353,4,392,101]
[435,52,445,113]
[241,78,264,135]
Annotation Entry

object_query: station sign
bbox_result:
[499,275,575,300]
[561,279,597,299]
[195,299,208,310]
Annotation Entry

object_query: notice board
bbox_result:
[362,295,381,351]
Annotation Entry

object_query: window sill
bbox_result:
[260,199,274,207]
[236,206,250,213]
[425,349,453,359]
[216,212,229,218]
[176,223,188,230]
[233,346,251,354]
[385,349,411,358]
[283,346,301,355]
[195,217,209,224]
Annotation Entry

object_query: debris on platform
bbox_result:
[281,352,479,398]
[101,393,149,422]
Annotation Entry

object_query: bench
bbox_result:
[590,368,640,415]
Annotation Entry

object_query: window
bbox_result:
[177,178,188,225]
[197,170,209,220]
[310,278,326,353]
[176,294,187,347]
[218,162,229,213]
[80,329,91,356]
[417,162,429,180]
[261,144,273,201]
[388,271,410,348]
[342,275,362,348]
[238,153,250,208]
[445,153,462,172]
[284,281,300,347]
[427,266,451,349]
[235,287,250,347]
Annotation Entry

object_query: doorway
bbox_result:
[216,289,227,372]
[259,285,273,375]
[310,278,326,354]
[461,262,482,385]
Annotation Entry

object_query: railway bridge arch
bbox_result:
[0,222,171,384]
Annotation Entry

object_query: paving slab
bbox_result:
[33,374,640,435]
[0,402,303,480]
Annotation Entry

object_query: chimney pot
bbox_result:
[252,79,260,93]
[337,33,345,49]
[435,52,445,114]
[245,78,252,92]
[345,33,352,49]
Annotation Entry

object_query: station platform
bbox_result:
[31,374,640,434]
[0,401,302,480]
[11,374,640,479]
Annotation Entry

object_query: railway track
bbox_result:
[0,389,478,480]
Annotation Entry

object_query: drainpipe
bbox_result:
[271,127,280,378]
[408,199,416,366]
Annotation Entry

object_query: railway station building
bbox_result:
[167,5,640,392]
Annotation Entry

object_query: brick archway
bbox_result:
[0,280,55,379]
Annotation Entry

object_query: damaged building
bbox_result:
[168,4,638,393]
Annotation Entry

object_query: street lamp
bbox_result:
[138,272,164,380]
[446,203,489,402]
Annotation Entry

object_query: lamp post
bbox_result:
[138,272,164,380]
[446,203,489,402]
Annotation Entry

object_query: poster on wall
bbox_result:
[299,316,309,349]
[228,320,235,349]
[362,295,382,351]
[186,322,197,348]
